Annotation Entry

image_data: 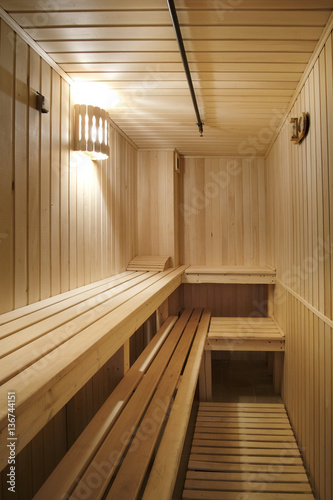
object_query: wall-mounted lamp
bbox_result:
[290,112,309,144]
[74,104,109,160]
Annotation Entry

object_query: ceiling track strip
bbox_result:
[166,0,204,137]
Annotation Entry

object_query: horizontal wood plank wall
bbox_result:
[180,157,267,267]
[137,149,179,266]
[266,31,333,500]
[0,19,137,315]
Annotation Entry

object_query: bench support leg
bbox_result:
[156,299,169,330]
[273,351,284,394]
[199,351,212,402]
[123,340,130,374]
[268,284,275,317]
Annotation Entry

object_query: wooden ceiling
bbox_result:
[1,0,332,156]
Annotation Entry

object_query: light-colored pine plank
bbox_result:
[192,440,298,450]
[187,453,304,466]
[187,461,307,474]
[14,33,28,309]
[11,10,330,28]
[27,26,324,42]
[0,20,15,314]
[28,47,41,305]
[190,446,301,457]
[142,310,211,500]
[184,478,312,493]
[182,491,315,500]
[40,59,52,301]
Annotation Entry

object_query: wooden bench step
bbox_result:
[183,402,315,500]
[127,255,171,272]
[206,317,285,352]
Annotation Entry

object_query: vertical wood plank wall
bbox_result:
[137,149,179,266]
[266,31,333,500]
[180,157,267,267]
[0,19,137,315]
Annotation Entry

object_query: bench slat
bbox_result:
[142,309,211,500]
[187,461,307,473]
[33,316,178,500]
[0,265,187,471]
[184,478,312,493]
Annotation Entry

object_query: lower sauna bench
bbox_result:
[182,402,315,500]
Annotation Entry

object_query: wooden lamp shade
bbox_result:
[74,104,109,160]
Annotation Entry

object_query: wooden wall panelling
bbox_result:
[28,48,41,305]
[100,151,108,278]
[0,20,14,313]
[327,35,333,322]
[114,132,123,272]
[267,31,333,500]
[314,60,326,316]
[324,322,332,500]
[137,149,179,265]
[319,45,332,320]
[180,157,267,267]
[181,283,267,318]
[14,31,29,309]
[75,150,85,287]
[0,20,138,314]
[40,59,51,300]
[60,78,70,293]
[69,108,77,289]
[51,71,61,296]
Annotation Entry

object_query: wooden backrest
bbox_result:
[127,255,171,272]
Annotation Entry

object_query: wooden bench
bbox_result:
[0,264,187,471]
[200,317,286,401]
[33,308,211,500]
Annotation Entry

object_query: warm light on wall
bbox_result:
[74,104,109,160]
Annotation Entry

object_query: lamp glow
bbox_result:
[74,104,109,160]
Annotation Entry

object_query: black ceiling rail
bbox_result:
[166,0,204,137]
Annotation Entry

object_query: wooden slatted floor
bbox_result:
[182,403,315,500]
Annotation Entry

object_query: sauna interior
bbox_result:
[0,1,332,499]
